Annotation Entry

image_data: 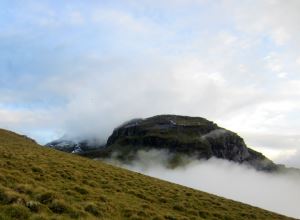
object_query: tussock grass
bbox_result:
[0,129,295,220]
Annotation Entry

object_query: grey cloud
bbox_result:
[279,150,300,169]
[243,133,300,150]
[227,0,300,63]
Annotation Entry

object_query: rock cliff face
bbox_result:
[106,115,277,171]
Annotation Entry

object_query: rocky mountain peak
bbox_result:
[46,114,278,171]
[106,115,277,171]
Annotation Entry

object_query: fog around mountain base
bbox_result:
[104,150,300,219]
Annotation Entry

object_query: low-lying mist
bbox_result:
[105,150,300,219]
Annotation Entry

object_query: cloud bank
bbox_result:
[107,149,300,219]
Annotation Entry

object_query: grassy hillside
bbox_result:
[0,129,295,220]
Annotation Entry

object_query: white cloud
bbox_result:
[296,57,300,65]
[1,0,300,161]
[229,0,300,46]
[280,150,300,168]
[108,150,300,219]
[244,133,300,150]
[264,52,284,72]
[272,27,291,46]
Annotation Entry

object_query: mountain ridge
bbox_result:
[47,115,281,172]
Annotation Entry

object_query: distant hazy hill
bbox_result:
[0,128,295,219]
[46,137,104,154]
[48,115,279,171]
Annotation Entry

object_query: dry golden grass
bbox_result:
[0,129,295,220]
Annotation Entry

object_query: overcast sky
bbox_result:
[0,0,299,167]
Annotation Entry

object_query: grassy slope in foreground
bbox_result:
[0,129,295,220]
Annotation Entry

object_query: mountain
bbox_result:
[46,137,104,153]
[0,128,295,220]
[49,115,277,171]
[105,115,279,171]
